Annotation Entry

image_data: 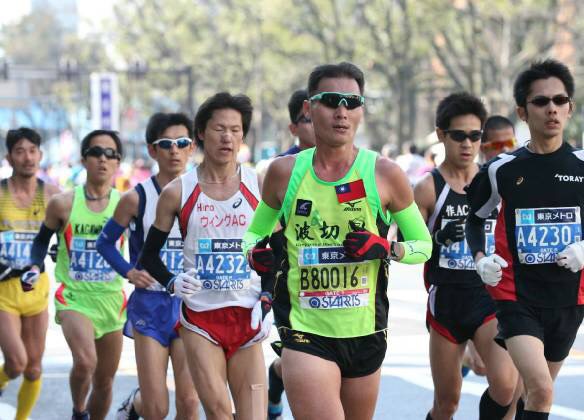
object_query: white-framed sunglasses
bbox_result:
[152,137,193,149]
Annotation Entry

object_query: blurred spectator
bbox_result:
[480,115,516,161]
[396,141,425,184]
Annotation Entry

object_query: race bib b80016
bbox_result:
[515,207,581,265]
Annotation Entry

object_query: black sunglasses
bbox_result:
[294,115,312,124]
[443,129,483,143]
[528,95,571,107]
[83,146,121,160]
[309,92,365,110]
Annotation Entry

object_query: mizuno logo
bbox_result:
[343,200,362,212]
[555,173,584,183]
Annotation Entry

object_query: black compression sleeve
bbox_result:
[139,225,173,287]
[465,213,487,258]
[30,223,56,268]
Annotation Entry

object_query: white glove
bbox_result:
[20,268,40,291]
[248,311,273,345]
[557,241,584,273]
[476,254,508,287]
[172,269,202,298]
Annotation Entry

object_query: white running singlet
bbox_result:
[179,166,260,311]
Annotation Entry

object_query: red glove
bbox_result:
[343,230,390,260]
[248,236,275,274]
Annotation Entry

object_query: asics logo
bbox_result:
[554,173,584,183]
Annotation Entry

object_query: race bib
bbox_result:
[515,207,581,265]
[438,220,495,270]
[193,238,251,291]
[297,246,370,310]
[161,237,184,275]
[0,231,34,270]
[69,238,117,282]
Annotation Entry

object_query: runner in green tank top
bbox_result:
[243,63,432,420]
[25,130,125,420]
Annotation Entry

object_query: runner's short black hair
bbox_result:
[307,62,365,96]
[80,129,123,158]
[514,59,574,108]
[194,92,253,148]
[435,92,487,130]
[145,112,194,144]
[288,89,309,123]
[6,127,41,153]
[482,115,515,143]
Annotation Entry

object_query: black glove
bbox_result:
[0,262,13,281]
[48,243,58,263]
[248,236,275,274]
[434,218,465,246]
[343,230,390,261]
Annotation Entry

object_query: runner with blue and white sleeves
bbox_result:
[96,113,199,420]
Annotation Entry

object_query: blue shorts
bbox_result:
[124,288,181,347]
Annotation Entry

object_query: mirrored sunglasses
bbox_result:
[152,137,193,149]
[528,95,571,107]
[309,92,365,110]
[83,146,121,160]
[443,129,483,143]
[481,138,516,152]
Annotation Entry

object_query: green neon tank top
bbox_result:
[275,148,391,338]
[55,185,123,292]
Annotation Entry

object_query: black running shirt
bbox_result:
[424,169,496,289]
[466,143,584,308]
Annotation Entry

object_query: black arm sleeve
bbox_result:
[465,213,486,258]
[30,223,56,268]
[139,225,173,287]
[465,162,496,258]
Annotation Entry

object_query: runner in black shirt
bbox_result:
[466,59,584,420]
[416,92,516,420]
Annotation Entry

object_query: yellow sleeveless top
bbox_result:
[0,179,45,270]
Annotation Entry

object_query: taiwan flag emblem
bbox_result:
[335,179,366,203]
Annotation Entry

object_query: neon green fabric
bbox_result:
[392,202,432,264]
[55,185,123,293]
[279,148,389,338]
[54,284,126,338]
[242,200,280,256]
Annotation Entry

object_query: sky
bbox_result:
[0,0,116,31]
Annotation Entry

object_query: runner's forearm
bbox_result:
[139,225,173,287]
[392,202,432,264]
[30,223,55,268]
[97,218,132,277]
[242,200,280,256]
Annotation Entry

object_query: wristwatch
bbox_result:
[390,241,400,260]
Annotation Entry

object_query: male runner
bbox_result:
[267,88,316,420]
[24,130,125,420]
[480,115,516,162]
[0,128,59,420]
[466,59,584,420]
[243,62,432,420]
[140,92,270,420]
[279,89,316,156]
[96,113,199,419]
[414,92,516,420]
[462,114,516,381]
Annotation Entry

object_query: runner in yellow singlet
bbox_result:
[0,127,60,420]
